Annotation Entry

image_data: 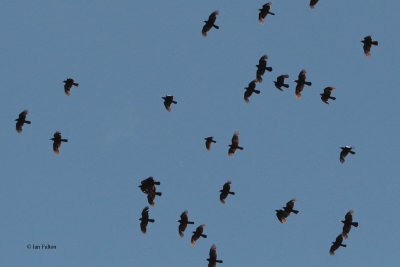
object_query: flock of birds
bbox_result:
[12,1,379,265]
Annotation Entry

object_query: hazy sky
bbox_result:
[1,1,400,266]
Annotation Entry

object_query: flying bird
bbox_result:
[258,2,275,24]
[63,78,79,96]
[177,210,195,237]
[361,35,378,57]
[202,11,219,37]
[340,146,355,163]
[310,0,319,8]
[205,137,216,151]
[273,75,289,91]
[244,80,260,103]
[219,181,235,204]
[191,224,207,246]
[341,210,359,239]
[294,69,312,98]
[228,131,243,156]
[15,110,31,133]
[283,198,299,215]
[330,234,346,255]
[139,206,155,234]
[275,209,290,223]
[147,186,162,207]
[320,86,336,104]
[50,131,68,154]
[162,95,177,112]
[256,55,273,82]
[207,244,223,267]
[139,177,161,194]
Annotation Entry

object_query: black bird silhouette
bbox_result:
[361,36,378,57]
[50,131,68,154]
[205,137,216,151]
[228,131,243,156]
[15,110,31,133]
[244,80,260,103]
[274,75,289,91]
[202,11,219,37]
[147,186,162,207]
[220,181,235,204]
[139,177,161,194]
[63,78,79,96]
[177,210,195,237]
[275,209,290,223]
[320,86,336,104]
[330,234,346,255]
[139,206,155,234]
[191,224,207,246]
[256,55,273,82]
[295,69,312,98]
[283,198,299,215]
[341,210,359,239]
[162,95,177,112]
[207,244,223,267]
[310,0,319,8]
[340,146,355,163]
[258,2,275,24]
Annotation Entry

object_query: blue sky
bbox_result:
[1,1,400,266]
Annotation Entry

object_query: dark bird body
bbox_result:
[295,69,312,98]
[147,186,162,207]
[256,55,273,82]
[177,210,195,237]
[139,206,155,234]
[320,86,336,104]
[330,234,346,255]
[219,181,235,204]
[162,95,177,112]
[228,131,243,156]
[258,2,275,24]
[207,244,223,267]
[63,78,79,96]
[139,177,161,194]
[244,80,260,103]
[205,137,216,151]
[191,224,207,246]
[202,11,219,37]
[15,110,31,133]
[283,198,299,214]
[341,210,358,239]
[362,35,378,57]
[275,209,290,223]
[274,75,289,91]
[340,146,355,163]
[50,131,68,154]
[310,0,319,8]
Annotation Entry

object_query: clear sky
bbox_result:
[1,1,400,266]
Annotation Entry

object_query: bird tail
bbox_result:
[201,234,207,238]
[202,31,207,37]
[352,222,359,227]
[220,199,225,204]
[187,221,195,224]
[73,83,79,86]
[329,251,334,255]
[61,139,68,142]
[256,76,262,83]
[296,93,301,98]
[254,90,260,94]
[172,101,177,104]
[342,233,349,239]
[148,219,155,223]
[156,192,162,196]
[179,232,184,237]
[229,192,235,195]
[191,240,196,246]
[305,81,312,86]
[25,121,31,124]
[266,67,273,72]
[283,84,289,88]
[237,146,244,150]
[372,41,378,46]
[268,12,275,15]
[259,18,265,24]
[330,96,336,100]
[213,24,219,29]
